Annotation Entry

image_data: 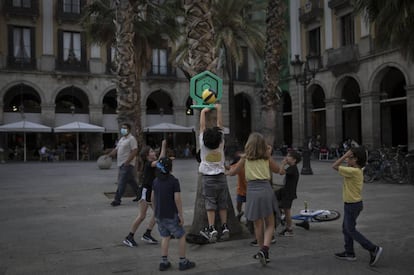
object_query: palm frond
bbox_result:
[354,0,414,60]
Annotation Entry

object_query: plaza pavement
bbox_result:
[0,157,413,275]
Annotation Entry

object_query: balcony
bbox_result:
[328,0,352,10]
[146,65,177,79]
[3,0,39,19]
[326,45,359,76]
[7,56,36,70]
[56,59,88,73]
[299,0,324,25]
[56,0,84,24]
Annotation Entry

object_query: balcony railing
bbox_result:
[147,65,176,78]
[56,59,88,72]
[56,0,84,23]
[4,0,39,18]
[327,45,359,76]
[328,0,352,10]
[7,56,36,70]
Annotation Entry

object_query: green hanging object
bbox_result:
[189,71,223,109]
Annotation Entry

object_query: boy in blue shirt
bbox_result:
[151,157,195,271]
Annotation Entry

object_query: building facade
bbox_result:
[283,0,413,151]
[0,0,262,160]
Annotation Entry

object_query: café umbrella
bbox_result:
[0,120,52,162]
[54,121,105,160]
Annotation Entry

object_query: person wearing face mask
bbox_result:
[107,123,139,206]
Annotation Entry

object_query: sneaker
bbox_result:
[256,250,269,266]
[295,220,310,230]
[250,239,258,247]
[253,252,271,263]
[142,233,159,244]
[159,261,171,271]
[335,251,356,261]
[200,226,218,243]
[123,236,137,247]
[279,228,294,237]
[179,259,196,271]
[110,200,120,206]
[369,246,383,266]
[132,196,140,202]
[236,211,244,221]
[221,224,230,241]
[250,237,276,247]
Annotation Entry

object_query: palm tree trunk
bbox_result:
[225,49,238,152]
[114,0,140,138]
[184,0,242,236]
[184,0,217,74]
[260,0,286,147]
[114,0,143,180]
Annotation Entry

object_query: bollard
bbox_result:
[0,148,4,163]
[406,152,414,185]
[97,155,112,169]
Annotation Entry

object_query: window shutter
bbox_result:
[30,27,36,68]
[7,25,13,62]
[81,32,87,70]
[80,0,86,13]
[57,29,63,67]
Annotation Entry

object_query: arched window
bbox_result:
[146,90,173,115]
[3,84,41,113]
[103,89,117,114]
[55,86,89,114]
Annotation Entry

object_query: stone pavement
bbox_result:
[0,158,413,275]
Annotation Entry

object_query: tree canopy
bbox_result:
[354,0,414,61]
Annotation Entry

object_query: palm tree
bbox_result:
[212,0,266,147]
[183,0,217,75]
[259,0,286,147]
[183,0,246,236]
[183,0,216,235]
[82,0,183,143]
[354,0,414,61]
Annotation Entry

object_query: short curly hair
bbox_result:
[351,147,367,168]
[203,127,223,149]
[288,150,302,164]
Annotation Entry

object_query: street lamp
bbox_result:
[290,54,320,175]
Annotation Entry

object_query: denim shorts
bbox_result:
[236,194,246,203]
[156,215,185,239]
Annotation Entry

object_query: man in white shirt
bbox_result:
[108,123,139,206]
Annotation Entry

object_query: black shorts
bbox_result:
[275,189,294,209]
[141,186,152,203]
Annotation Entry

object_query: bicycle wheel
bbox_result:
[382,161,400,184]
[363,164,377,183]
[314,210,341,222]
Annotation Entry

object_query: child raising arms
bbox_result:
[332,147,383,266]
[198,104,230,242]
[123,140,167,247]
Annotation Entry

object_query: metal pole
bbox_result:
[301,71,313,175]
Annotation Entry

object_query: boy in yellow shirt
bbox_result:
[332,147,383,266]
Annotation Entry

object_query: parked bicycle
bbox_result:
[364,146,409,184]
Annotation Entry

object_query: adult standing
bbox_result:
[108,123,139,206]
